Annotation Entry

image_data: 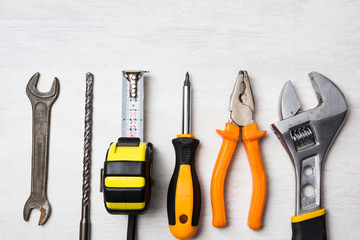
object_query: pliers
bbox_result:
[210,71,267,230]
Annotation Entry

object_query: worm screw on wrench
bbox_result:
[80,73,94,240]
[271,72,347,240]
[23,72,60,225]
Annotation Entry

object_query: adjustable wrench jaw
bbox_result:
[271,72,347,216]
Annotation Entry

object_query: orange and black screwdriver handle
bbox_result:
[167,134,200,240]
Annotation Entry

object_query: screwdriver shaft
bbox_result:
[182,72,191,135]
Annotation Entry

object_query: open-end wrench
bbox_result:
[271,72,347,240]
[23,72,60,225]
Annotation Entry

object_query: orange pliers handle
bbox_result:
[243,123,267,230]
[211,122,266,230]
[211,123,239,228]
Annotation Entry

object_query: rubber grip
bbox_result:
[242,123,267,230]
[211,123,240,228]
[291,210,327,240]
[167,137,200,240]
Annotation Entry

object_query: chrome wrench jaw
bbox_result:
[278,81,301,120]
[24,73,59,225]
[271,72,347,216]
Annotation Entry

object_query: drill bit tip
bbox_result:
[86,72,94,79]
[184,72,190,86]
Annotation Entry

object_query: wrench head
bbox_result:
[23,195,51,225]
[273,72,347,153]
[279,72,347,120]
[271,72,347,215]
[26,72,60,105]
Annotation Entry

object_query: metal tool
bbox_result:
[167,72,201,240]
[122,70,148,141]
[80,73,94,240]
[101,71,153,240]
[23,72,60,225]
[271,72,347,240]
[211,70,266,230]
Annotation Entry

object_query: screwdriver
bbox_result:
[167,73,201,240]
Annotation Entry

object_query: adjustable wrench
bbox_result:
[271,72,347,240]
[23,72,60,225]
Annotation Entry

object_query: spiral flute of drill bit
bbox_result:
[80,73,94,240]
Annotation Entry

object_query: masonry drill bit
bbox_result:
[80,73,94,240]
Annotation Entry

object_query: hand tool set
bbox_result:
[22,70,347,240]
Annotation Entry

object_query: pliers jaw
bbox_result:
[229,70,255,127]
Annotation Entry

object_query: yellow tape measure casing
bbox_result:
[102,137,153,214]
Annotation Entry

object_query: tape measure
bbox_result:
[101,71,153,215]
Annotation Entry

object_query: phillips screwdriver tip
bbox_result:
[184,72,190,86]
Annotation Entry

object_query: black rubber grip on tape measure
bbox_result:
[105,161,146,176]
[167,137,200,226]
[292,214,327,240]
[104,186,147,203]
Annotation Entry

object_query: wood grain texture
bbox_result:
[0,0,359,239]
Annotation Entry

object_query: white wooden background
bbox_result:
[0,0,359,239]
